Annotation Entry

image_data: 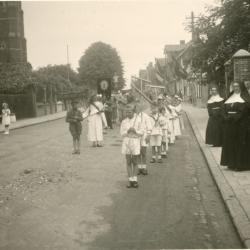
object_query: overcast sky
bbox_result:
[22,0,217,84]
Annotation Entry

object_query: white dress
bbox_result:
[165,107,175,143]
[83,101,107,142]
[169,105,181,136]
[120,114,143,155]
[138,112,152,147]
[2,109,11,126]
[175,103,185,130]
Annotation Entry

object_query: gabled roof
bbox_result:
[232,49,250,58]
[155,58,166,67]
[176,41,193,59]
[164,43,187,54]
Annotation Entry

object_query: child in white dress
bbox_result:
[120,104,143,188]
[2,103,11,135]
[159,107,171,158]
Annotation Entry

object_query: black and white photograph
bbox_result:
[0,0,250,249]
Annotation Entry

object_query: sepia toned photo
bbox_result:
[0,0,250,249]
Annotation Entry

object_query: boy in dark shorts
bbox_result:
[66,100,83,154]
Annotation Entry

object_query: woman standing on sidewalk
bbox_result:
[205,86,224,147]
[221,82,248,171]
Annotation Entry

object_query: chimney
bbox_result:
[180,40,185,46]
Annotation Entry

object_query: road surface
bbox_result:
[0,114,242,249]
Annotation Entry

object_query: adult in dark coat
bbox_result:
[220,82,248,171]
[205,86,224,147]
[240,80,250,170]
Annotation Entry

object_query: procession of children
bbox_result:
[120,94,183,188]
[65,92,183,189]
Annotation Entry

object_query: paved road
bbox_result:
[0,115,242,249]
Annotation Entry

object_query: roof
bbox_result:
[164,44,187,54]
[176,41,193,59]
[232,49,250,58]
[155,58,167,67]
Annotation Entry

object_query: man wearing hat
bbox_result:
[66,100,83,154]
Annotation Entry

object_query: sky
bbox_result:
[22,0,217,85]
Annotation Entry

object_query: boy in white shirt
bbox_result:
[120,104,143,188]
[149,104,163,163]
[137,105,152,175]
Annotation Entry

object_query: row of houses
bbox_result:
[138,38,209,107]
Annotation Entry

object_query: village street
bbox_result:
[0,114,242,250]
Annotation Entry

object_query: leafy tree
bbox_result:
[32,64,81,102]
[78,42,125,91]
[188,0,250,84]
[0,63,33,93]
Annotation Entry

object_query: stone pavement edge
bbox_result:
[184,104,250,249]
[0,111,67,133]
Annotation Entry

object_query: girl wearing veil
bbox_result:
[205,86,224,147]
[220,82,248,171]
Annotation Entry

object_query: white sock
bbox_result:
[138,164,142,169]
[129,177,133,181]
[133,176,138,182]
[152,155,156,159]
[142,164,146,169]
[158,155,162,159]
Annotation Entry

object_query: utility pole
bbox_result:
[186,11,197,42]
[66,44,70,84]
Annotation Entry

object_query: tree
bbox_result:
[188,0,250,84]
[32,64,80,102]
[78,42,125,91]
[0,63,33,94]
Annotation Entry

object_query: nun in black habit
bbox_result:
[205,86,224,147]
[240,80,250,171]
[220,82,248,171]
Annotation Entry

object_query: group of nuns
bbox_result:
[205,81,250,171]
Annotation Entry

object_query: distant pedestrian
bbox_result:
[120,104,143,188]
[2,103,11,135]
[83,95,107,147]
[205,86,224,147]
[103,97,113,129]
[66,100,83,154]
[221,82,248,171]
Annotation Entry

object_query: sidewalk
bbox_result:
[184,103,250,248]
[0,111,67,133]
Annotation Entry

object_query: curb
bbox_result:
[185,110,250,249]
[0,111,66,133]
